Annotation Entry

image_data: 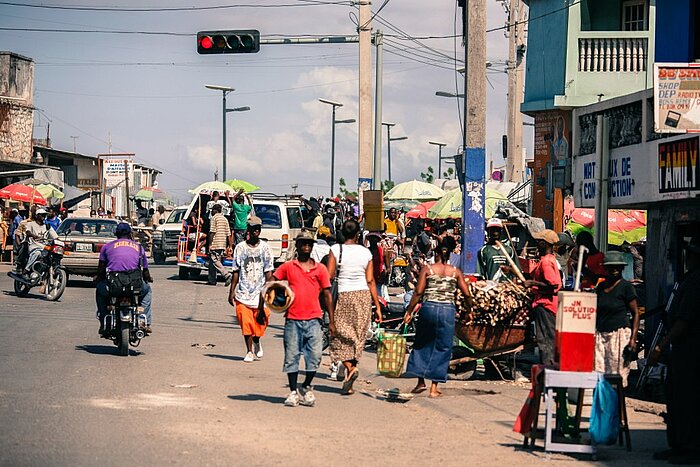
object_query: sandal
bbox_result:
[410,385,427,394]
[341,368,359,395]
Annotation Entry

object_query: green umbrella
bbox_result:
[427,188,511,219]
[188,181,237,195]
[224,179,260,192]
[384,180,445,201]
[36,183,64,200]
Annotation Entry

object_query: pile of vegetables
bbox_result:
[456,280,531,326]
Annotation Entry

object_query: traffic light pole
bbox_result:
[222,90,229,181]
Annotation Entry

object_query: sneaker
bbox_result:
[329,362,339,380]
[253,341,263,359]
[284,390,300,407]
[299,387,316,407]
[144,326,152,335]
[243,352,255,363]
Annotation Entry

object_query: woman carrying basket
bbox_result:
[403,236,472,398]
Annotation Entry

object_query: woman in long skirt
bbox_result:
[327,219,382,395]
[403,236,472,397]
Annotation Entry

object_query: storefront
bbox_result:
[571,88,700,311]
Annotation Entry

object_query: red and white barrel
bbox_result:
[555,291,597,372]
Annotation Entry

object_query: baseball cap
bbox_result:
[532,229,559,245]
[486,218,503,229]
[35,208,47,215]
[247,216,263,227]
[115,222,132,236]
[294,230,316,243]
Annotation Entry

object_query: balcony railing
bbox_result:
[578,36,648,73]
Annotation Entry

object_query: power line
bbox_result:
[0,0,351,12]
[486,0,581,34]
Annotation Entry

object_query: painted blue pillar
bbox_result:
[460,146,486,274]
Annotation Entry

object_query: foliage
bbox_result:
[381,180,395,193]
[338,178,358,198]
[420,166,435,183]
[442,167,455,179]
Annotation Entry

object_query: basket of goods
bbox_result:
[454,280,531,353]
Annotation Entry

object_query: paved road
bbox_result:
[0,263,667,466]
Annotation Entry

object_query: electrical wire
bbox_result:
[359,0,391,30]
[486,0,579,34]
[0,0,352,12]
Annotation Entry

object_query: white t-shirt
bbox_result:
[311,240,331,264]
[330,243,372,292]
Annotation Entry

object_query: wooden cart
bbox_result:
[448,322,529,380]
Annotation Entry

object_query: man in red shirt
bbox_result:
[524,229,562,366]
[274,230,334,407]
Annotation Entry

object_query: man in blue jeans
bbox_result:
[95,223,153,335]
[273,230,333,407]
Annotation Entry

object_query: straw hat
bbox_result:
[262,281,295,313]
[603,251,627,266]
[532,229,559,245]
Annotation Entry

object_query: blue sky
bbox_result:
[2,0,533,203]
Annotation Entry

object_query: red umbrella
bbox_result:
[0,182,47,205]
[406,201,437,219]
[570,208,645,231]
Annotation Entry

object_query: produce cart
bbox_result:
[449,279,532,380]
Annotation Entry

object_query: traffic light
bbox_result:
[197,30,260,54]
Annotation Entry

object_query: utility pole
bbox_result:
[372,30,384,190]
[460,0,487,274]
[123,159,131,221]
[70,135,78,153]
[505,0,526,183]
[358,1,373,200]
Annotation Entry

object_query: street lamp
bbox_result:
[429,141,448,178]
[319,98,355,197]
[382,122,407,182]
[205,84,250,181]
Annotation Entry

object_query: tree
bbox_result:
[338,177,357,198]
[442,167,455,179]
[381,180,395,193]
[420,166,435,183]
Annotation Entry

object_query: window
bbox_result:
[254,204,282,228]
[56,220,117,236]
[287,207,303,229]
[166,208,186,224]
[622,0,647,31]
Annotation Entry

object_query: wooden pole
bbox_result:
[123,159,131,222]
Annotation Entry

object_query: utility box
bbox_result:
[363,190,384,232]
[555,291,596,372]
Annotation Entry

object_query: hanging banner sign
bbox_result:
[658,136,700,193]
[101,155,134,188]
[654,63,700,133]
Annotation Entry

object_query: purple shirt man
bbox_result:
[99,238,148,272]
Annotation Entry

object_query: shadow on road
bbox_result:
[75,344,142,356]
[227,394,285,404]
[178,317,234,326]
[2,290,43,299]
[204,353,245,362]
[67,279,96,288]
[307,384,342,395]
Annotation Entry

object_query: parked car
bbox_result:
[152,205,188,264]
[57,218,119,277]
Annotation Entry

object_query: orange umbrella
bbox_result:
[406,201,437,219]
[0,182,47,205]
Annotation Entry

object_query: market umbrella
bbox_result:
[406,201,437,219]
[133,186,167,202]
[427,188,511,220]
[36,183,64,200]
[0,182,47,205]
[188,181,238,196]
[566,209,647,246]
[224,179,260,192]
[384,180,445,201]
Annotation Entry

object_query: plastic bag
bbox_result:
[376,329,406,378]
[589,374,620,445]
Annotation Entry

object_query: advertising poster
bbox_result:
[101,155,134,188]
[654,63,700,133]
[658,136,699,193]
[532,110,571,223]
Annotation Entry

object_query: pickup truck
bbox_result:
[152,205,188,264]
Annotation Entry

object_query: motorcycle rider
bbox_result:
[95,223,153,335]
[16,208,58,276]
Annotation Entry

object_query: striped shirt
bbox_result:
[209,213,231,250]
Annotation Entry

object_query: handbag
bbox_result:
[330,244,343,304]
[589,374,620,445]
[376,327,407,377]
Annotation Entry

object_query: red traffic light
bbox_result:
[197,30,260,54]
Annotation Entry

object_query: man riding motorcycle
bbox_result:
[16,208,58,276]
[95,223,153,335]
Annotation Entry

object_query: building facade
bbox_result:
[0,52,34,164]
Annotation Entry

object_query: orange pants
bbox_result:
[235,301,269,337]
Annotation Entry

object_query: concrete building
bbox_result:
[0,52,34,164]
[522,0,657,225]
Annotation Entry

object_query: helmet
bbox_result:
[262,281,295,313]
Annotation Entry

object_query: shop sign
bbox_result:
[654,63,700,133]
[578,152,635,203]
[101,155,134,188]
[658,136,699,193]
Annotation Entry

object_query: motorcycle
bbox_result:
[8,238,67,301]
[100,286,149,357]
